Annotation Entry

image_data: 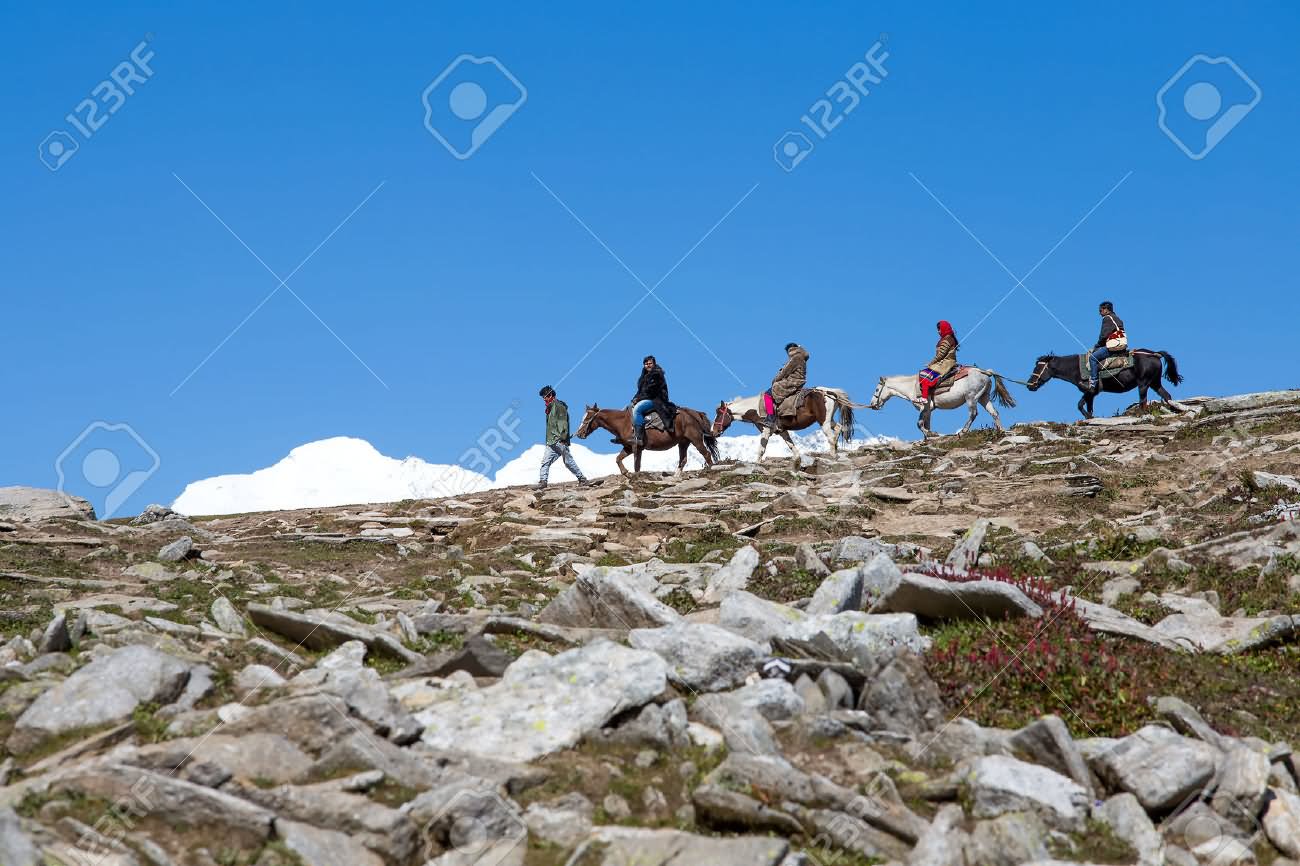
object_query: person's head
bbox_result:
[937,320,955,338]
[642,355,657,371]
[1099,301,1114,316]
[538,385,556,406]
[784,342,798,353]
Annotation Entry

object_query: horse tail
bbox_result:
[838,402,855,442]
[1159,351,1183,386]
[690,409,722,462]
[992,374,1018,408]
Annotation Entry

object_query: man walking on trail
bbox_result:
[537,386,592,490]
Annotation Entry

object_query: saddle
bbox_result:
[641,411,669,432]
[1078,352,1134,380]
[775,388,814,418]
[928,366,973,397]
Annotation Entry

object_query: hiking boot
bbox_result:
[579,477,596,487]
[1084,381,1100,395]
[533,481,547,491]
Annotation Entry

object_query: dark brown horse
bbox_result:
[712,387,864,463]
[576,404,721,475]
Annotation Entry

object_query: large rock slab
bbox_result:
[0,486,95,521]
[1008,715,1096,798]
[9,644,190,754]
[857,649,945,734]
[278,818,386,866]
[1152,612,1300,654]
[246,604,421,663]
[571,826,789,865]
[415,640,667,762]
[968,755,1089,831]
[719,591,928,656]
[0,806,41,866]
[880,573,1043,620]
[1209,744,1271,828]
[860,552,905,610]
[945,518,991,571]
[134,733,313,785]
[538,568,682,629]
[291,641,421,743]
[52,763,274,849]
[1091,724,1218,813]
[1096,793,1164,866]
[628,622,765,692]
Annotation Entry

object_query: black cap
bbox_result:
[538,385,555,398]
[784,342,798,351]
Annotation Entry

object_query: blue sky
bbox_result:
[3,1,1297,517]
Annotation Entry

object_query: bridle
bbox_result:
[868,377,886,410]
[576,406,598,439]
[712,404,733,435]
[1026,360,1050,391]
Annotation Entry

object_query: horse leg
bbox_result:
[1076,393,1089,419]
[616,448,630,476]
[677,441,689,473]
[918,406,934,437]
[634,444,642,474]
[756,429,770,463]
[959,394,978,434]
[1138,383,1149,410]
[982,392,1005,432]
[780,429,800,467]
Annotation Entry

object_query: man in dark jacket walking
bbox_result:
[631,355,675,447]
[537,386,591,490]
[1086,301,1126,393]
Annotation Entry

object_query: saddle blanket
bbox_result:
[776,388,814,418]
[642,411,668,432]
[927,366,973,397]
[1078,353,1134,380]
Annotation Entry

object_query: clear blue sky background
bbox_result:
[3,1,1297,517]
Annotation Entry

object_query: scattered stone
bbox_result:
[856,649,945,734]
[525,793,594,849]
[795,542,831,578]
[1265,788,1300,859]
[235,663,286,697]
[570,826,790,865]
[628,622,765,692]
[945,518,991,571]
[701,545,761,603]
[209,596,246,637]
[0,486,95,521]
[1210,744,1272,829]
[879,572,1043,620]
[538,568,682,629]
[1008,715,1096,798]
[1096,792,1164,866]
[830,536,897,564]
[968,754,1089,831]
[719,591,928,656]
[806,567,864,615]
[0,806,41,866]
[246,604,420,663]
[158,536,195,562]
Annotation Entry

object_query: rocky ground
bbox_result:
[2,389,1300,866]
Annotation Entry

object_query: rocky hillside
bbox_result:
[2,389,1300,866]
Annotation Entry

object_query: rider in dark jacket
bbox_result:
[632,356,674,446]
[1086,302,1126,393]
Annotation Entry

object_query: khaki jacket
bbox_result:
[928,335,958,376]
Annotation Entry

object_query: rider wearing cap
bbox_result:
[765,342,809,428]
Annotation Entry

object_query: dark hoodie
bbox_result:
[634,364,675,426]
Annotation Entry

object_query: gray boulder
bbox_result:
[1008,715,1095,797]
[1210,744,1272,829]
[945,518,991,571]
[831,535,897,564]
[701,545,761,603]
[806,567,864,615]
[628,622,765,692]
[1264,788,1300,859]
[9,644,190,754]
[880,573,1043,620]
[0,485,95,521]
[525,792,594,849]
[967,754,1089,831]
[158,535,194,562]
[962,811,1051,866]
[1096,792,1164,866]
[719,591,928,656]
[860,552,905,610]
[210,596,246,637]
[538,568,683,629]
[291,642,421,743]
[415,640,667,762]
[1152,612,1299,654]
[906,803,967,866]
[856,649,945,734]
[1091,724,1218,812]
[278,818,386,866]
[795,542,831,578]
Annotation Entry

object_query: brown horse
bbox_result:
[712,387,865,463]
[575,404,721,475]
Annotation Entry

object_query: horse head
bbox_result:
[576,404,599,439]
[712,401,734,435]
[868,377,887,410]
[1026,357,1053,391]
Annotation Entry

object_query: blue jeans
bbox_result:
[632,400,655,433]
[540,442,584,483]
[1088,346,1112,385]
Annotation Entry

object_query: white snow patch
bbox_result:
[172,429,896,516]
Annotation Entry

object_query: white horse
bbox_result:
[712,387,865,463]
[868,368,1016,437]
